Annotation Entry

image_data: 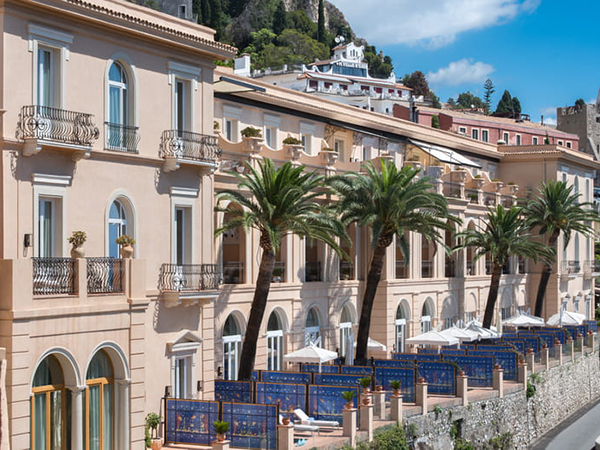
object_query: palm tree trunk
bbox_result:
[482,261,502,329]
[533,231,559,317]
[237,248,275,381]
[355,244,387,366]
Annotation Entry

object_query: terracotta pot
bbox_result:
[393,389,401,397]
[417,377,425,384]
[345,402,353,410]
[150,439,163,450]
[362,397,370,406]
[282,417,290,425]
[362,387,371,394]
[70,246,85,258]
[216,434,226,442]
[458,371,466,377]
[120,245,134,258]
[375,385,383,392]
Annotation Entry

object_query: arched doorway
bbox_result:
[339,304,355,363]
[421,299,434,333]
[86,349,114,450]
[223,314,242,380]
[395,301,409,353]
[305,307,321,346]
[266,311,283,371]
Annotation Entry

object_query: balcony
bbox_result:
[33,257,77,296]
[87,258,124,294]
[584,260,600,278]
[105,122,140,153]
[560,260,580,279]
[422,260,433,278]
[485,260,493,275]
[160,130,222,172]
[305,261,322,282]
[272,262,285,283]
[17,105,99,158]
[223,261,244,284]
[395,261,408,279]
[445,258,456,278]
[158,263,221,307]
[339,261,354,280]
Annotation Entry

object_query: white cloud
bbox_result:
[328,0,540,47]
[540,106,557,116]
[428,59,494,87]
[543,116,557,126]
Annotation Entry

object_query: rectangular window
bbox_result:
[472,129,479,140]
[37,47,54,107]
[516,134,521,145]
[264,126,276,148]
[174,206,192,265]
[174,356,191,399]
[458,127,467,135]
[334,139,345,161]
[558,140,564,146]
[299,122,315,155]
[224,118,237,141]
[566,141,572,149]
[503,132,509,143]
[38,198,55,257]
[532,136,539,145]
[174,79,191,134]
[481,130,489,142]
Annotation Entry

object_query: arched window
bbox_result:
[395,303,408,353]
[466,221,477,276]
[339,304,354,361]
[108,200,128,258]
[107,62,129,150]
[500,290,513,320]
[421,301,433,333]
[86,349,114,450]
[223,315,242,380]
[305,308,321,347]
[32,355,67,450]
[266,312,283,371]
[441,296,458,329]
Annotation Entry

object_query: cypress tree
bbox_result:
[273,0,288,35]
[317,0,326,43]
[495,90,513,115]
[512,97,522,115]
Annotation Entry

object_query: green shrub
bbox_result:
[526,381,536,399]
[486,432,513,449]
[240,126,262,138]
[433,404,442,415]
[454,438,474,450]
[372,424,409,450]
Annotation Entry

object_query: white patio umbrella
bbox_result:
[354,337,387,352]
[503,312,545,328]
[465,322,500,339]
[405,330,459,347]
[283,344,338,372]
[440,326,479,344]
[547,311,586,327]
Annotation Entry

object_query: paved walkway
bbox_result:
[531,398,600,450]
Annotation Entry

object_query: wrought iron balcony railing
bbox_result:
[562,260,581,274]
[158,263,221,292]
[33,257,77,296]
[339,261,354,280]
[223,261,244,284]
[272,262,285,282]
[17,105,99,146]
[87,258,124,294]
[584,260,600,276]
[159,130,222,163]
[305,261,322,282]
[105,122,140,153]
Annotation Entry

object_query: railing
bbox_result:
[483,194,496,206]
[159,130,222,163]
[105,122,140,153]
[584,260,600,276]
[305,261,322,282]
[339,261,354,280]
[396,261,408,279]
[517,258,526,274]
[33,257,77,296]
[561,260,581,274]
[466,260,475,276]
[272,262,285,282]
[445,258,456,278]
[87,257,124,294]
[17,105,99,146]
[422,260,433,278]
[443,182,462,199]
[158,263,221,292]
[223,261,244,284]
[465,188,479,204]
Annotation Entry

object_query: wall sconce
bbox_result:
[23,234,32,248]
[164,385,172,398]
[217,366,223,378]
[197,380,203,392]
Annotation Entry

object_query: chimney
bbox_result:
[234,54,252,77]
[541,115,544,126]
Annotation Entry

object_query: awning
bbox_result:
[214,76,266,94]
[409,139,482,168]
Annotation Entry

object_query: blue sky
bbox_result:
[329,0,600,125]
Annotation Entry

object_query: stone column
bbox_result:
[343,408,357,447]
[566,338,575,362]
[457,372,468,406]
[116,379,131,449]
[587,331,595,350]
[517,361,528,387]
[493,365,504,398]
[277,423,294,450]
[555,342,563,365]
[390,395,403,424]
[577,334,585,357]
[415,378,428,415]
[67,385,86,450]
[540,346,549,370]
[526,348,535,374]
[359,402,374,442]
[373,389,386,420]
[212,440,230,450]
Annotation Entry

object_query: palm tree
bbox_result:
[454,205,553,329]
[329,161,456,365]
[525,180,600,317]
[215,158,347,380]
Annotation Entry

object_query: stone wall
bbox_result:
[405,351,600,449]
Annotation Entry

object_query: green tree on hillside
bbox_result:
[317,0,327,43]
[448,91,485,110]
[402,71,429,97]
[495,90,522,117]
[272,0,288,34]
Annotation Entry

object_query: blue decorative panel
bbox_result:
[374,367,416,402]
[417,349,439,354]
[255,382,307,420]
[165,399,219,446]
[565,325,586,338]
[585,320,598,333]
[416,362,456,396]
[442,356,493,387]
[214,380,253,403]
[501,339,526,354]
[520,336,541,353]
[261,371,312,384]
[475,344,513,351]
[341,366,373,375]
[392,353,441,361]
[300,364,339,374]
[468,350,517,381]
[502,332,518,337]
[440,349,466,356]
[308,385,358,422]
[313,373,364,388]
[374,359,415,369]
[222,402,278,450]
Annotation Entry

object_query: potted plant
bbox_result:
[359,377,372,394]
[68,231,87,258]
[145,412,162,450]
[116,235,135,258]
[213,420,230,442]
[341,390,356,409]
[282,136,302,146]
[389,380,402,397]
[240,126,262,138]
